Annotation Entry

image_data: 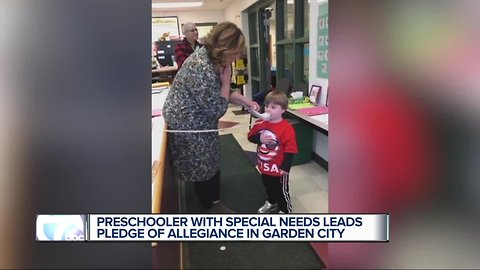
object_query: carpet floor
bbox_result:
[182,134,325,269]
[232,109,250,116]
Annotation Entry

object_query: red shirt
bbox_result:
[248,119,298,176]
[174,38,202,70]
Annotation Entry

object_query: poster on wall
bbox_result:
[317,3,328,79]
[152,17,180,42]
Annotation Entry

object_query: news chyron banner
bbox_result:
[36,214,389,242]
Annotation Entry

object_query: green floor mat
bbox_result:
[182,134,325,269]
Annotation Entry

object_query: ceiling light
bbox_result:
[287,0,310,4]
[152,2,203,9]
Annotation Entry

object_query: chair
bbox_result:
[276,78,293,97]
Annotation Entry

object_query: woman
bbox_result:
[163,22,259,213]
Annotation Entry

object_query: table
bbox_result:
[152,66,178,74]
[286,109,328,135]
[152,66,178,83]
[152,88,169,214]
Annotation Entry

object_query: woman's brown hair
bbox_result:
[203,21,245,67]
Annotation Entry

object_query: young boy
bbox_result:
[247,90,298,214]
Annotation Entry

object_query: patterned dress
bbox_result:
[163,47,229,182]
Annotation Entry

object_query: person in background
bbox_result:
[163,22,260,214]
[248,90,298,214]
[174,22,203,70]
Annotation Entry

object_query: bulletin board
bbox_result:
[152,17,180,42]
[316,3,328,78]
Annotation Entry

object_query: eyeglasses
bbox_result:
[187,28,198,32]
[265,141,279,150]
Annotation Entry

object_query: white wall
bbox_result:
[151,0,255,32]
[152,10,225,33]
[309,0,328,105]
[309,0,329,162]
[225,0,257,27]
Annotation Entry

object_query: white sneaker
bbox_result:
[257,201,278,214]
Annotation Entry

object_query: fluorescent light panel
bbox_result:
[152,2,203,8]
[287,0,310,4]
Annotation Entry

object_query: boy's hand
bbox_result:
[280,170,289,175]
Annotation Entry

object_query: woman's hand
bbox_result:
[228,91,260,111]
[245,100,260,112]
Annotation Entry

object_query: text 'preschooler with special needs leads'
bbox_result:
[248,90,298,214]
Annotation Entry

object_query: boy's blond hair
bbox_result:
[264,90,289,110]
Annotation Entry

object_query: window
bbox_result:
[284,1,295,40]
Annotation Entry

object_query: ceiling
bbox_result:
[152,0,234,12]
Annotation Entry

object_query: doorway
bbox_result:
[247,0,310,95]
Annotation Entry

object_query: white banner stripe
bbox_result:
[86,214,389,242]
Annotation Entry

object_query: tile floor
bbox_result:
[219,104,328,213]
